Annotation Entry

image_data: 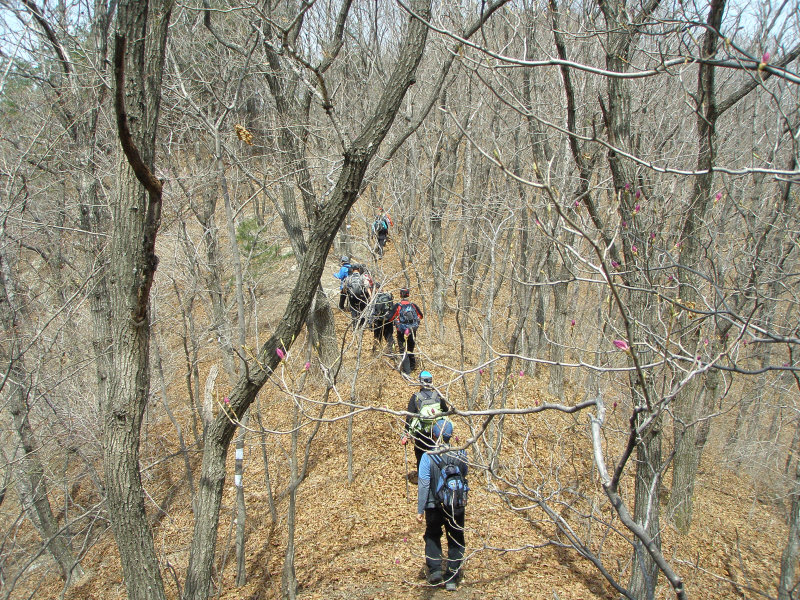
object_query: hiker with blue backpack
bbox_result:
[332,255,352,310]
[389,287,423,374]
[371,208,392,258]
[401,371,449,476]
[416,418,468,591]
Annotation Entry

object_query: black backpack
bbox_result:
[431,453,468,514]
[346,273,369,300]
[395,301,420,333]
[372,292,393,321]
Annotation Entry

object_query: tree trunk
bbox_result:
[8,373,84,582]
[0,206,84,584]
[596,0,667,591]
[779,424,800,600]
[628,415,663,600]
[103,0,173,598]
[668,0,726,532]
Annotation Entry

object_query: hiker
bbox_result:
[370,283,394,353]
[344,264,372,327]
[416,418,468,591]
[401,371,448,474]
[389,287,423,374]
[372,208,392,258]
[332,255,352,310]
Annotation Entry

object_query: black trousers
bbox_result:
[376,232,388,256]
[424,507,465,579]
[349,296,369,327]
[372,320,394,345]
[397,329,417,373]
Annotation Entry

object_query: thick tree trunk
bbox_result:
[103,1,173,598]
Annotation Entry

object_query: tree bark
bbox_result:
[103,0,173,597]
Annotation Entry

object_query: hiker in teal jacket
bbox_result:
[416,419,467,590]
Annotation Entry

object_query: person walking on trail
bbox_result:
[389,287,423,374]
[332,255,352,310]
[372,208,392,258]
[370,283,394,353]
[401,371,448,478]
[344,264,372,328]
[416,418,468,591]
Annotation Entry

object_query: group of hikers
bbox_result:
[332,254,423,375]
[330,214,469,590]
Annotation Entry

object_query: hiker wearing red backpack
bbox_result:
[416,418,468,591]
[389,287,423,374]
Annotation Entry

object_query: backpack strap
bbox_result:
[429,453,444,503]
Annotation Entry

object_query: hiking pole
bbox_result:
[403,440,410,503]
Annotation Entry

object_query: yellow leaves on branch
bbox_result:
[235,124,254,146]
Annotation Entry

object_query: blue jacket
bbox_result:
[333,263,351,289]
[417,446,468,513]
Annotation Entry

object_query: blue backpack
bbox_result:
[396,302,420,333]
[431,454,468,514]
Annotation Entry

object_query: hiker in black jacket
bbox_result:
[370,283,394,353]
[344,264,372,327]
[389,287,423,374]
[401,371,448,474]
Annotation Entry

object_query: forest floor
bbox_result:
[22,240,790,600]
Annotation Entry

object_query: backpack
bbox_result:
[372,292,393,321]
[375,217,389,234]
[395,302,420,333]
[432,453,468,514]
[409,390,444,435]
[346,273,369,300]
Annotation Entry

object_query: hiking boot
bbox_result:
[445,580,457,591]
[427,570,443,585]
